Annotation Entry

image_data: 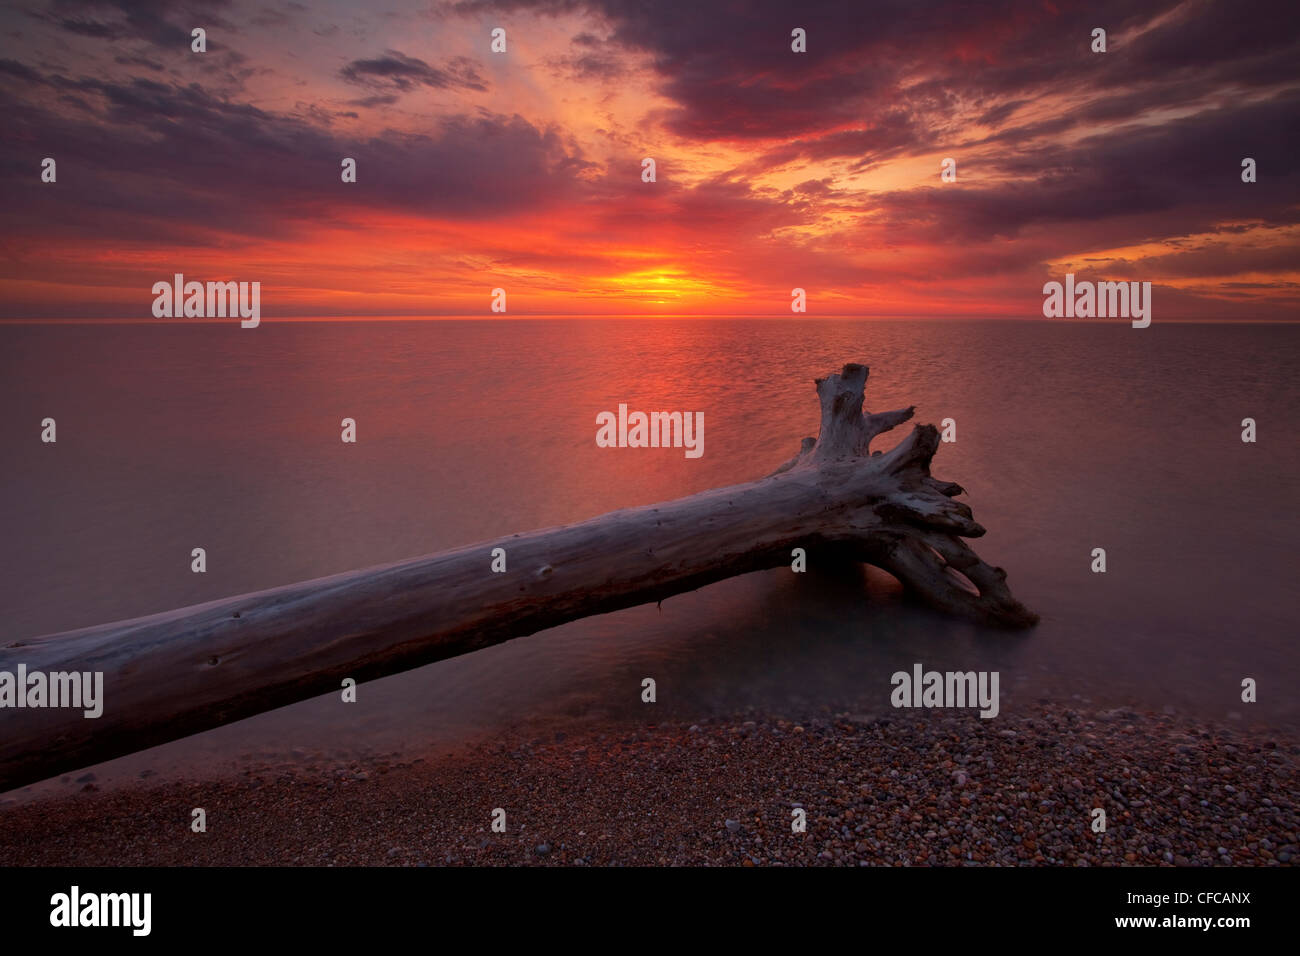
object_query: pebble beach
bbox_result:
[1,705,1295,867]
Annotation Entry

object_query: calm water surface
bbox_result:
[1,318,1297,797]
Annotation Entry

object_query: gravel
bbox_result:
[0,707,1295,866]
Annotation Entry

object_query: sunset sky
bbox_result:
[1,0,1297,319]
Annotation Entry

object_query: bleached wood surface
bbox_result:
[0,363,1035,792]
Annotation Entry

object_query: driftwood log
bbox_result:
[0,363,1035,792]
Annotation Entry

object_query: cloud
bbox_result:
[39,0,226,49]
[0,61,592,246]
[867,88,1300,251]
[1,0,1297,319]
[339,51,488,95]
[459,0,1298,162]
[346,93,399,108]
[0,59,43,83]
[53,17,123,39]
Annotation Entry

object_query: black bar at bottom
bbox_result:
[0,865,1287,942]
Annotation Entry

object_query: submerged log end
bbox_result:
[807,362,1036,629]
[884,535,1041,628]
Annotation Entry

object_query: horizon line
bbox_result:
[2,315,1297,325]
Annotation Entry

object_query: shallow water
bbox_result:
[2,318,1297,797]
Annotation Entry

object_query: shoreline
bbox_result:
[1,704,1295,867]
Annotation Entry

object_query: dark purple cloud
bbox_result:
[456,0,1299,160]
[52,16,123,39]
[0,60,593,246]
[867,89,1300,250]
[339,51,489,95]
[41,0,232,49]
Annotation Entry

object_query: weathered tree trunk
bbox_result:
[0,363,1035,792]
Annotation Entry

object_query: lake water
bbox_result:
[2,318,1297,795]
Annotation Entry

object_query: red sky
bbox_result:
[1,0,1297,319]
